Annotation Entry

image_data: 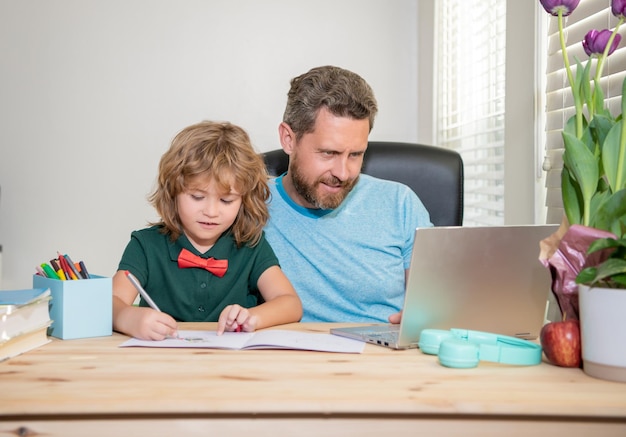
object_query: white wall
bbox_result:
[0,0,419,289]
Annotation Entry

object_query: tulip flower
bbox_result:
[538,2,626,302]
[612,0,626,19]
[539,0,580,16]
[583,29,622,57]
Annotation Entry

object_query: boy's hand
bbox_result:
[119,306,178,340]
[217,304,259,335]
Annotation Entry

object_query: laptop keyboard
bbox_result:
[362,329,399,345]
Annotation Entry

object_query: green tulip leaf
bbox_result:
[593,80,606,115]
[562,133,598,188]
[593,189,626,231]
[562,131,599,225]
[564,114,577,137]
[581,123,595,153]
[575,60,589,103]
[589,190,610,228]
[602,122,626,192]
[561,166,583,225]
[589,114,615,152]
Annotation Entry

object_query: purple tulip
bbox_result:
[582,29,622,57]
[612,0,626,19]
[539,0,580,16]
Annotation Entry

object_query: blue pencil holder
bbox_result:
[33,274,112,339]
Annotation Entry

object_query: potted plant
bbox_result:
[539,0,626,382]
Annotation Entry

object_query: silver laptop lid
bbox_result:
[397,225,558,347]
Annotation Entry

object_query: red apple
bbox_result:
[540,319,582,368]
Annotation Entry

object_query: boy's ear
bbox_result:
[278,122,295,155]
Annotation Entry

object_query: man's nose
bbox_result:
[331,156,352,181]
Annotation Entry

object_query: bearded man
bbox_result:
[265,65,432,323]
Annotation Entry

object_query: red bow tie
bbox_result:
[177,248,228,277]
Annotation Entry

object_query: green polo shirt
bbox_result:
[118,225,279,322]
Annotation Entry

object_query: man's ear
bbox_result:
[278,122,295,155]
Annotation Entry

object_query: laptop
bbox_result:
[330,225,558,349]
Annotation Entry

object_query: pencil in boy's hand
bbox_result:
[124,270,162,312]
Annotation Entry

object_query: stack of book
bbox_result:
[0,288,52,361]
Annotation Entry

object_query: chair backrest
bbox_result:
[262,141,464,226]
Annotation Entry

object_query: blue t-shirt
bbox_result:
[264,174,432,323]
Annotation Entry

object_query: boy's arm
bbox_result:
[252,265,303,328]
[112,270,177,340]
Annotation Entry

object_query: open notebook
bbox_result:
[331,225,558,349]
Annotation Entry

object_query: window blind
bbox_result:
[436,0,507,227]
[543,0,626,224]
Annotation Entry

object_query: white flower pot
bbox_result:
[578,284,626,383]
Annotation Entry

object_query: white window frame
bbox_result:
[418,0,546,225]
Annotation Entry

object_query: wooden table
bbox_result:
[1,323,625,436]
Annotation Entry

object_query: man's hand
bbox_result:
[388,311,402,324]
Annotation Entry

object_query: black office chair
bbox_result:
[262,141,464,226]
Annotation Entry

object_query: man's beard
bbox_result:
[290,158,358,210]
